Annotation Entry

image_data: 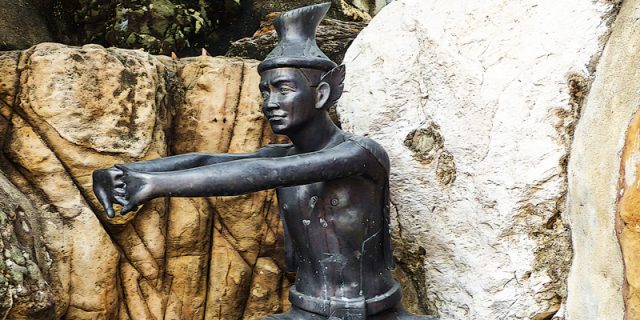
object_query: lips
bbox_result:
[268,114,287,121]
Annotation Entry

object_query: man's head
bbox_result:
[256,3,345,135]
[259,67,330,134]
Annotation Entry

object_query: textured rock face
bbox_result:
[0,171,55,319]
[0,0,52,51]
[338,0,615,318]
[0,44,289,319]
[568,0,640,319]
[2,45,131,318]
[20,44,163,157]
[171,56,288,319]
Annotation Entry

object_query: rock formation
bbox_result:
[338,0,622,319]
[568,0,640,319]
[0,43,289,319]
[0,170,55,319]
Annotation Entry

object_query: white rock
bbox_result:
[338,0,614,318]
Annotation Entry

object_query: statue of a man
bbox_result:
[93,3,436,319]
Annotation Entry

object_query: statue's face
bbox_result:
[259,67,318,135]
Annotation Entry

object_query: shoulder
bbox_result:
[344,134,390,174]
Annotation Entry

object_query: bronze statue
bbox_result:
[93,3,436,319]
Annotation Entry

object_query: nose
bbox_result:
[264,96,279,111]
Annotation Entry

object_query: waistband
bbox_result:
[289,282,402,318]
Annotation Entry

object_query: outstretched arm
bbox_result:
[118,141,383,213]
[117,144,291,172]
[92,144,291,217]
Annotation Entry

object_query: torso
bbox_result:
[276,149,395,300]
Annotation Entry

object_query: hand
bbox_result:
[116,166,156,215]
[92,167,126,218]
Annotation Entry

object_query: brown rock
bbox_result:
[164,197,212,319]
[244,258,283,319]
[618,110,640,319]
[206,227,254,319]
[0,171,55,319]
[391,264,428,315]
[0,51,20,109]
[172,56,288,319]
[3,43,170,319]
[17,43,164,158]
[1,44,290,319]
[5,113,120,318]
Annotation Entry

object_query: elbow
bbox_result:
[192,153,213,166]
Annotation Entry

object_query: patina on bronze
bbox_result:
[93,3,437,319]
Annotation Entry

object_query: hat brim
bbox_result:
[258,57,337,74]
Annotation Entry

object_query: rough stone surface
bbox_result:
[0,0,53,51]
[3,43,173,318]
[171,56,288,319]
[338,0,615,318]
[344,0,390,17]
[568,0,640,319]
[0,170,55,319]
[19,43,163,158]
[0,51,20,109]
[0,45,292,319]
[243,258,283,319]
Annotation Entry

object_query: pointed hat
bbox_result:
[257,3,338,73]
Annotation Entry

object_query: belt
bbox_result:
[288,282,402,319]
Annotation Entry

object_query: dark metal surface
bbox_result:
[93,3,437,319]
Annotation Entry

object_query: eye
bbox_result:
[279,86,294,94]
[261,91,270,99]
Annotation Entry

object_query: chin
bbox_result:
[269,124,289,135]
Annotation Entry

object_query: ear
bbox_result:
[319,65,346,108]
[315,82,331,110]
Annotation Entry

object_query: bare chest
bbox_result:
[277,176,383,247]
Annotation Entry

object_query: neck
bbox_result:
[287,113,340,152]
